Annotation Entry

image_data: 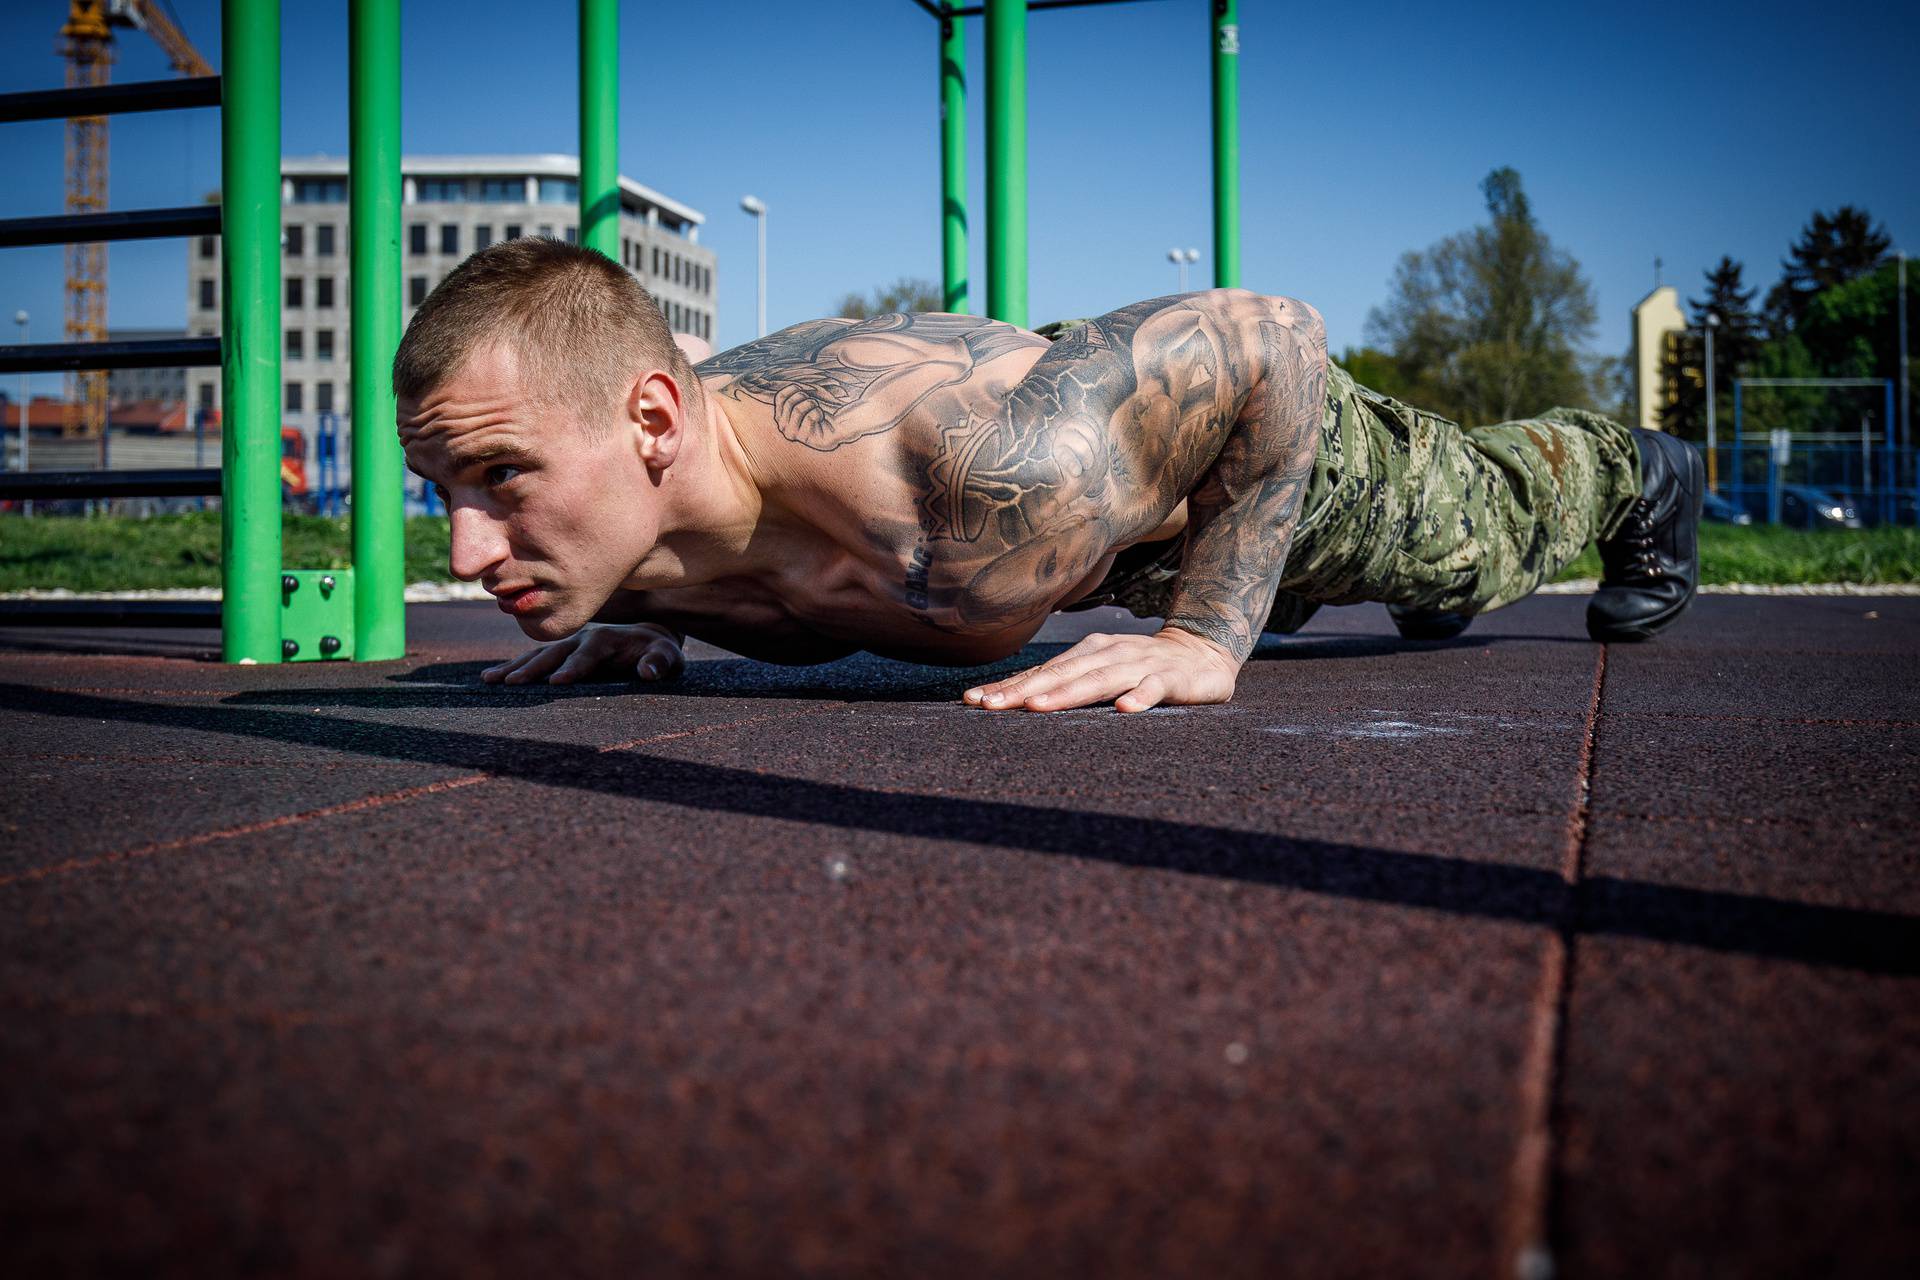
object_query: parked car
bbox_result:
[1701,490,1752,525]
[1758,487,1858,533]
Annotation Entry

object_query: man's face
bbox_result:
[399,341,657,640]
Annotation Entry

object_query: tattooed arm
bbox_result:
[960,290,1328,712]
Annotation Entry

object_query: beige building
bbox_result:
[1631,285,1688,433]
[187,154,716,435]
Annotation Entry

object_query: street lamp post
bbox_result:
[1704,311,1720,493]
[12,310,26,477]
[740,195,767,338]
[1168,246,1198,293]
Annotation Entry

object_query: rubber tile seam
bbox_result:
[1501,644,1606,1280]
[0,704,847,889]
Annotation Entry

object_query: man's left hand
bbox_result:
[962,628,1239,714]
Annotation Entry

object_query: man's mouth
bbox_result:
[492,585,548,615]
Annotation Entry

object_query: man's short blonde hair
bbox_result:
[392,236,693,434]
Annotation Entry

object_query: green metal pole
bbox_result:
[579,0,619,258]
[1211,0,1240,288]
[985,0,1026,327]
[351,0,405,660]
[939,7,967,312]
[220,0,282,663]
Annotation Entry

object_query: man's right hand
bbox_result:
[480,622,685,686]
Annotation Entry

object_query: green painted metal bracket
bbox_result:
[280,569,355,662]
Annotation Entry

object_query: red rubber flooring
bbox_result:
[2,596,1916,1278]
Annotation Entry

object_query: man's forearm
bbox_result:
[1161,301,1327,663]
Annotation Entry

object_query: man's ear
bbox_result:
[625,369,685,470]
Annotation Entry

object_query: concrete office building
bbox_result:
[187,154,716,434]
[108,328,188,407]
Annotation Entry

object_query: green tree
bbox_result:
[835,277,944,319]
[1658,256,1764,439]
[1761,205,1892,339]
[1333,345,1420,402]
[1362,167,1599,425]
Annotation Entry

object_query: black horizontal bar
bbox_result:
[0,468,222,499]
[0,600,221,629]
[0,204,221,249]
[0,337,220,373]
[0,76,222,124]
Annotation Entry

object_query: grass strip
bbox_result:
[2,513,1918,592]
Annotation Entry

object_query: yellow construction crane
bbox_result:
[59,0,214,437]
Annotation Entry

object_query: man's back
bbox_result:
[623,308,1225,665]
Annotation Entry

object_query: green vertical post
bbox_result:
[1211,0,1240,288]
[220,0,281,663]
[939,6,967,312]
[351,0,405,660]
[985,0,1026,327]
[579,0,619,258]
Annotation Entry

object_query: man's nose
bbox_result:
[447,506,510,582]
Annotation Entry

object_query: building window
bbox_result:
[285,277,303,308]
[417,177,467,202]
[537,224,554,239]
[409,276,428,307]
[284,224,304,256]
[475,224,493,251]
[564,225,576,243]
[440,224,459,255]
[286,380,304,413]
[478,177,520,203]
[652,247,661,275]
[505,223,522,240]
[198,278,215,310]
[199,235,216,260]
[537,177,578,204]
[286,329,304,360]
[409,223,427,256]
[316,224,335,256]
[621,237,631,267]
[316,381,334,415]
[292,178,346,203]
[198,382,214,411]
[316,276,335,309]
[316,329,334,362]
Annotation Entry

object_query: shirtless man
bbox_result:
[397,238,1701,713]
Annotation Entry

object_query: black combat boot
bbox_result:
[1387,605,1474,641]
[1586,428,1704,642]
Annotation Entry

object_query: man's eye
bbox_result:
[485,465,522,487]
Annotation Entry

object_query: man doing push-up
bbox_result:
[396,238,1702,713]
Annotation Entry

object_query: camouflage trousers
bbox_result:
[1068,358,1644,627]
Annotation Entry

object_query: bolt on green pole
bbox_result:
[1211,0,1240,288]
[579,0,619,258]
[985,0,1027,327]
[939,6,967,312]
[220,0,282,663]
[351,0,405,660]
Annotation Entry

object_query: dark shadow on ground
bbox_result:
[4,681,1914,977]
[0,630,221,658]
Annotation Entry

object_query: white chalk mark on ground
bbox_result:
[1264,719,1470,740]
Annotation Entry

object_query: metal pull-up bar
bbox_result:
[923,0,1240,325]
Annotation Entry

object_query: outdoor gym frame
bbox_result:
[914,0,1241,323]
[0,0,1240,663]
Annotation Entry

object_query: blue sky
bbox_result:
[2,0,1915,399]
